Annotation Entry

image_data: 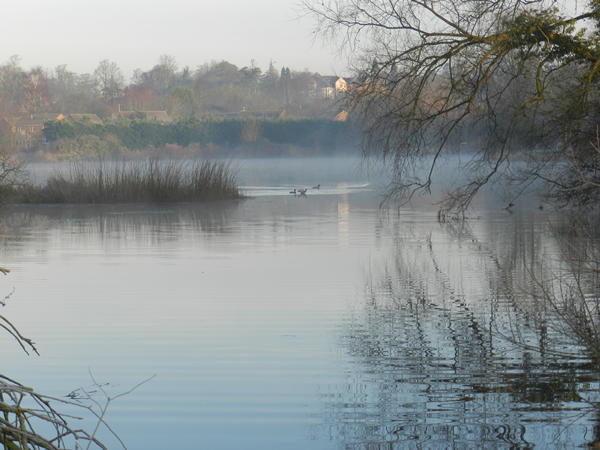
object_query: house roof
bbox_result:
[333,110,348,122]
[238,110,286,119]
[115,111,171,122]
[65,114,103,124]
[15,114,65,126]
[4,117,21,127]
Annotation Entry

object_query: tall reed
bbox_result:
[22,158,243,204]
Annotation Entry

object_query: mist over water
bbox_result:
[0,157,597,449]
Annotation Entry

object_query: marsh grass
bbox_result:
[20,158,243,204]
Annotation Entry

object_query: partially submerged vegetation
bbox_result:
[24,158,243,204]
[1,272,152,450]
[0,154,243,205]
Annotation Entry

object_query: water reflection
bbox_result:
[2,161,600,449]
[338,193,350,248]
[0,201,242,242]
[316,208,600,448]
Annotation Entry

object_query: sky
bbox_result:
[3,0,347,80]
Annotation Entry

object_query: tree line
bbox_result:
[0,55,340,120]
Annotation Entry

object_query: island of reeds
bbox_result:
[0,155,244,204]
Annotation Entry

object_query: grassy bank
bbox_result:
[15,158,243,204]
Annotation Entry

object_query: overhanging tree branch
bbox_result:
[303,0,600,210]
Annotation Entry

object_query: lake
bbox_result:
[1,157,599,449]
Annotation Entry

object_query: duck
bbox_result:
[289,189,297,195]
[312,184,320,189]
[297,188,308,195]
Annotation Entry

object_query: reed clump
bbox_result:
[21,158,243,204]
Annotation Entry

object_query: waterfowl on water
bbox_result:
[297,188,308,195]
[289,189,297,194]
[312,184,320,189]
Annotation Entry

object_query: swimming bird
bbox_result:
[312,184,320,189]
[289,189,297,195]
[297,188,308,195]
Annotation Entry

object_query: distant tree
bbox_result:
[255,60,277,105]
[196,61,243,87]
[290,70,316,106]
[280,67,292,104]
[94,59,124,104]
[165,86,196,119]
[194,61,244,112]
[123,84,157,111]
[130,68,144,86]
[49,65,78,104]
[75,73,98,97]
[48,69,99,114]
[240,61,262,97]
[152,54,179,93]
[0,55,23,114]
[180,66,193,87]
[20,67,51,113]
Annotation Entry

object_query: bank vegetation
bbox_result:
[0,153,243,205]
[39,116,353,160]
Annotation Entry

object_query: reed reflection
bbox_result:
[0,201,242,244]
[314,209,600,449]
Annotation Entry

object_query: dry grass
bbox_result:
[18,158,243,204]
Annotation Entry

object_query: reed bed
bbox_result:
[21,158,243,204]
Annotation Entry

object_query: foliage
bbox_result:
[43,117,352,152]
[166,86,197,119]
[52,135,122,161]
[303,0,600,211]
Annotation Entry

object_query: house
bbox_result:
[13,114,65,136]
[1,114,66,148]
[312,74,350,99]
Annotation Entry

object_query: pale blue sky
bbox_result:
[3,0,345,79]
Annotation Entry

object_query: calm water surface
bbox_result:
[1,157,599,449]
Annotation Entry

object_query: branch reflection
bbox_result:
[314,209,600,448]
